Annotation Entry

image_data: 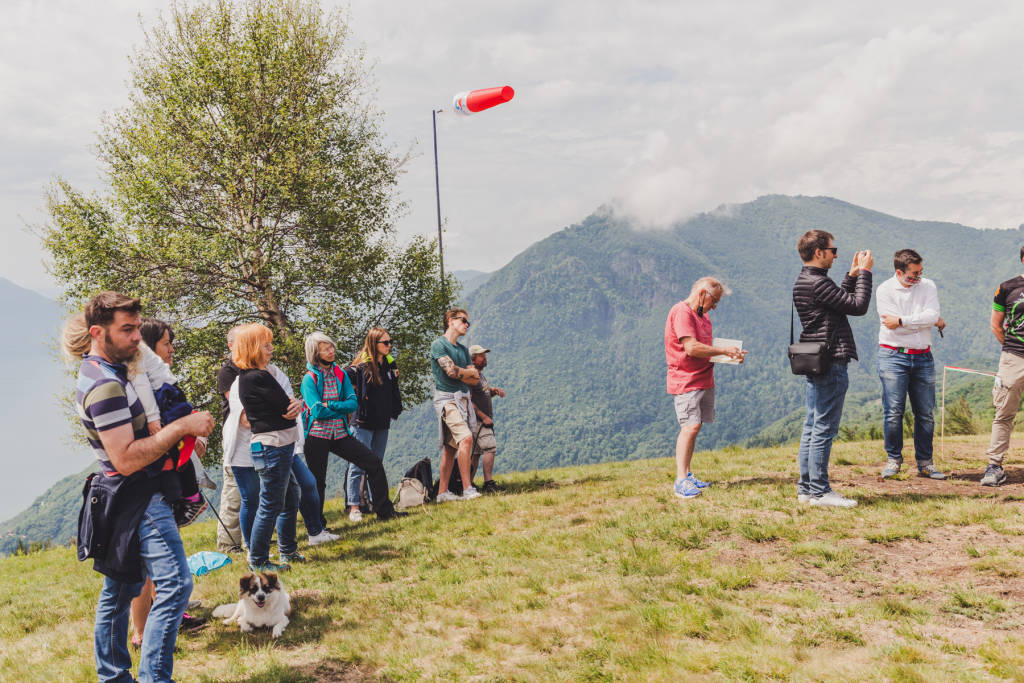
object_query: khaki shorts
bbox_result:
[473,425,497,455]
[441,400,473,448]
[674,388,714,425]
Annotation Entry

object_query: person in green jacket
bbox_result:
[299,332,401,524]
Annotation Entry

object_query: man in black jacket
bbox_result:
[793,230,873,508]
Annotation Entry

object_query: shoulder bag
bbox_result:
[787,302,836,376]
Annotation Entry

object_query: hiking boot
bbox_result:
[808,491,857,508]
[348,508,363,523]
[249,560,291,573]
[308,530,339,546]
[881,460,901,479]
[279,551,307,564]
[673,477,702,500]
[461,486,482,500]
[917,464,947,480]
[482,480,502,493]
[436,491,462,503]
[686,472,711,489]
[981,464,1006,487]
[174,497,208,527]
[179,613,207,633]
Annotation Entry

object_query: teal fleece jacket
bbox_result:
[300,363,358,438]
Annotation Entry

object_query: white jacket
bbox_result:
[130,343,178,425]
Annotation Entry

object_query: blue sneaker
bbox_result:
[673,477,702,500]
[686,472,710,489]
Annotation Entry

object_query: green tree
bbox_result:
[43,0,451,446]
[945,395,977,435]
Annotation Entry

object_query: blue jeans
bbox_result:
[347,426,389,505]
[292,454,324,536]
[797,362,849,497]
[94,493,192,683]
[877,348,935,465]
[243,442,299,564]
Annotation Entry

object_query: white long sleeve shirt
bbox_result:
[876,275,940,350]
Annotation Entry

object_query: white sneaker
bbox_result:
[348,508,363,522]
[461,486,481,500]
[308,530,339,546]
[808,491,857,508]
[797,494,811,504]
[436,491,462,503]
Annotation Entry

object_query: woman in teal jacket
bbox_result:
[300,332,400,524]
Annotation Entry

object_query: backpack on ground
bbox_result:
[394,457,433,509]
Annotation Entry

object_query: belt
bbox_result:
[879,344,930,355]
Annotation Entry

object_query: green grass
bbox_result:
[3,434,1024,680]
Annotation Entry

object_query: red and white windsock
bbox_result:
[452,85,515,116]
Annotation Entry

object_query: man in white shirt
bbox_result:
[876,249,947,479]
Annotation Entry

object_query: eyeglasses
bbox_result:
[823,247,838,255]
[378,339,392,346]
[455,316,471,327]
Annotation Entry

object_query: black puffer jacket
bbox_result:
[793,266,872,362]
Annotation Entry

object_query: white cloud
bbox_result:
[3,0,1024,291]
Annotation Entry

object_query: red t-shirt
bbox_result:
[665,301,713,394]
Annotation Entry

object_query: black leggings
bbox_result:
[304,434,393,523]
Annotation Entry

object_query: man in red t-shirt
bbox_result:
[665,277,746,499]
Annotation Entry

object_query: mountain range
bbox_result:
[3,195,1019,555]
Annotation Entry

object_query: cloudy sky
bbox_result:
[3,1,1024,295]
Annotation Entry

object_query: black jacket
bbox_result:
[78,470,170,584]
[793,265,872,362]
[238,369,296,433]
[346,358,403,431]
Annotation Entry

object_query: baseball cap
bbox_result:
[468,344,490,356]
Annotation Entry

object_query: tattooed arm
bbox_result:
[437,355,480,386]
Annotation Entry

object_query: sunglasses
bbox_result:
[455,316,471,327]
[823,247,838,255]
[378,339,392,346]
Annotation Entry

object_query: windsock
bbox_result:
[452,86,515,115]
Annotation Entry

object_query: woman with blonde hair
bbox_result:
[344,327,403,522]
[300,331,402,525]
[233,323,304,572]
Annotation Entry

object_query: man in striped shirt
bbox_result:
[77,291,213,683]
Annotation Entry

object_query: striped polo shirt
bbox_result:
[76,354,155,475]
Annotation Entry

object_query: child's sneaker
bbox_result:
[673,477,702,500]
[196,469,217,490]
[174,496,207,527]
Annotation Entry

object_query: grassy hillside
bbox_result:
[2,436,1023,681]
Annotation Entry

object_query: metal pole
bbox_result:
[432,109,445,297]
[940,365,946,462]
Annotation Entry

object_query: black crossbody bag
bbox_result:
[788,302,837,376]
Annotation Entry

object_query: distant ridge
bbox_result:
[4,195,1021,553]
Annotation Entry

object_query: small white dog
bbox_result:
[212,571,291,638]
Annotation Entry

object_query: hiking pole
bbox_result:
[200,490,241,550]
